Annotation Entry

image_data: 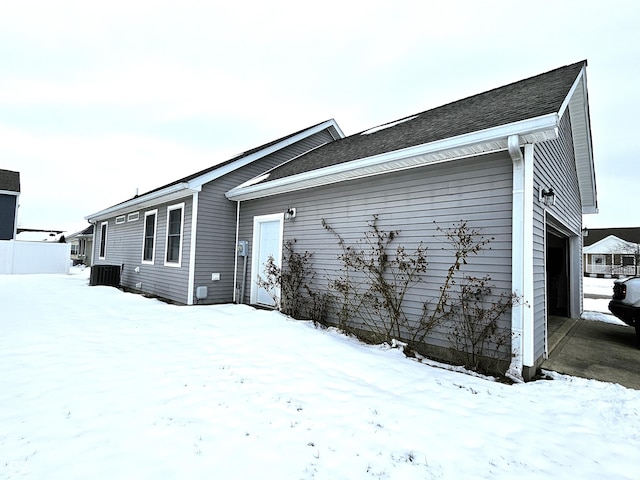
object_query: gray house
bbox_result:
[0,169,20,241]
[66,224,94,266]
[225,61,597,380]
[86,120,344,304]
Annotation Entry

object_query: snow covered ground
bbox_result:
[1,270,638,479]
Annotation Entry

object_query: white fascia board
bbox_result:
[189,119,344,190]
[0,189,20,196]
[558,66,585,120]
[85,183,195,222]
[226,114,559,201]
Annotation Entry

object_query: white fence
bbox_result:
[0,240,71,274]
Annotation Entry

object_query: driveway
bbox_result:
[542,316,640,390]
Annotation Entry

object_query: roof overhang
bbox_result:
[560,66,598,214]
[226,114,560,201]
[85,183,198,223]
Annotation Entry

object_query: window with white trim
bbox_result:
[128,212,139,222]
[165,203,184,266]
[99,222,108,259]
[142,210,157,264]
[115,215,125,224]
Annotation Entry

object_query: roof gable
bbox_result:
[227,61,595,206]
[583,235,636,254]
[584,228,640,246]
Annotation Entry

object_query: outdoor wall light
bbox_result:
[284,207,297,220]
[539,187,556,207]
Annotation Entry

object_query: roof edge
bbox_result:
[226,113,559,201]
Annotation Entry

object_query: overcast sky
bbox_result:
[1,0,638,234]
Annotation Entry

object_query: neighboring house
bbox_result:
[66,225,94,266]
[85,120,344,304]
[583,228,640,277]
[225,60,597,381]
[0,169,20,240]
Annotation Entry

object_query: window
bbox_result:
[79,239,86,256]
[165,203,184,266]
[115,215,125,224]
[128,212,139,222]
[142,210,157,264]
[70,244,79,255]
[99,222,108,259]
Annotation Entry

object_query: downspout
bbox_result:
[232,200,241,303]
[507,135,525,382]
[187,191,199,305]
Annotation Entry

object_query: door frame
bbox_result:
[250,213,284,306]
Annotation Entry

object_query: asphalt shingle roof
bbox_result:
[262,61,586,182]
[584,228,640,246]
[0,169,20,192]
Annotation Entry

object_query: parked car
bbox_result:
[608,277,640,347]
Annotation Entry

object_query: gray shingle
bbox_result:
[264,61,586,181]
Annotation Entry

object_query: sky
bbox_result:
[1,0,638,234]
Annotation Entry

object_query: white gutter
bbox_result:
[226,114,559,201]
[85,182,193,222]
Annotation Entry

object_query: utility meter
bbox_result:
[237,240,249,257]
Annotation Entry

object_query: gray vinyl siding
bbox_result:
[532,113,583,361]
[91,128,335,305]
[238,152,514,356]
[93,196,193,304]
[192,129,337,304]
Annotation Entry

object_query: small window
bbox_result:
[70,244,79,255]
[115,215,125,224]
[79,239,86,256]
[128,212,139,222]
[165,203,184,266]
[142,210,157,264]
[99,222,108,259]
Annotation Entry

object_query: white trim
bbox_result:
[86,183,192,223]
[127,212,140,222]
[187,192,199,305]
[226,114,559,201]
[0,189,20,196]
[250,213,284,306]
[115,215,125,224]
[508,135,525,379]
[189,120,344,191]
[99,221,108,260]
[522,144,535,367]
[232,201,241,303]
[141,209,158,265]
[164,202,185,267]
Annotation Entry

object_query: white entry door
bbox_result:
[251,213,284,306]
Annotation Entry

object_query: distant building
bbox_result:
[0,169,20,240]
[583,228,640,277]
